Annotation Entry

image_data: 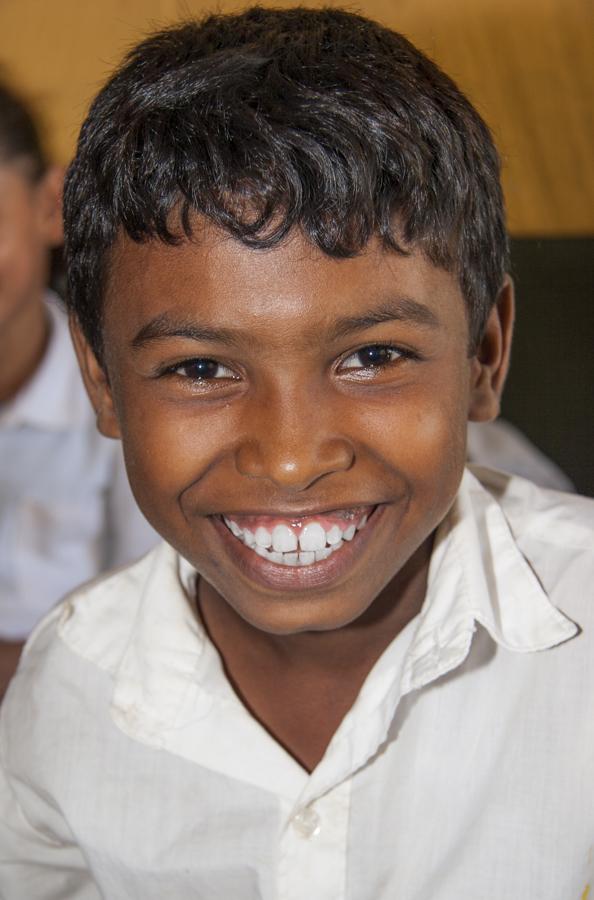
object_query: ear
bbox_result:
[468,275,515,422]
[69,316,121,439]
[37,165,64,247]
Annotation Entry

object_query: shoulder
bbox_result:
[0,543,173,793]
[0,545,169,780]
[12,543,168,689]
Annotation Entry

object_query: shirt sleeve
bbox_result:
[0,746,100,900]
[102,441,158,569]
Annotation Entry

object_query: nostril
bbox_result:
[234,440,267,479]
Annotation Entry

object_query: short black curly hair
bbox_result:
[63,6,508,361]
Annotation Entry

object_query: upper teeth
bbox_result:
[222,512,369,566]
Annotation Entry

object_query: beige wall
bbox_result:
[0,0,592,234]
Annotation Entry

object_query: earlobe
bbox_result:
[468,276,515,422]
[69,317,121,439]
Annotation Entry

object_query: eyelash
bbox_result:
[159,343,416,384]
[339,344,414,373]
[162,358,238,382]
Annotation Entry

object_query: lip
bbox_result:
[210,503,385,592]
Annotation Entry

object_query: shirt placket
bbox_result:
[278,779,351,900]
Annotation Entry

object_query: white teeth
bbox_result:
[223,508,373,566]
[315,546,332,562]
[298,551,315,566]
[272,524,298,553]
[343,524,356,542]
[255,526,272,549]
[326,525,343,546]
[299,522,326,552]
[225,517,243,538]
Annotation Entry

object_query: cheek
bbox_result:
[116,396,238,521]
[408,396,468,469]
[0,234,39,303]
[346,385,466,536]
[355,380,469,500]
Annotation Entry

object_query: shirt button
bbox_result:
[291,806,321,839]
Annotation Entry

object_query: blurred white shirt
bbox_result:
[1,468,593,899]
[467,418,573,491]
[0,293,157,639]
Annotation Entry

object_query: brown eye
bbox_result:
[172,358,236,380]
[340,345,402,370]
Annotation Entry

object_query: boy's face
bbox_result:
[75,222,511,635]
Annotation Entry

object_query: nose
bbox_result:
[234,395,355,492]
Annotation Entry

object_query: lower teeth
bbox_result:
[251,540,345,567]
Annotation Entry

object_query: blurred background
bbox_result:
[0,0,592,493]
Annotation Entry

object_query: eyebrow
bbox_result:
[131,295,440,351]
[131,313,242,350]
[329,297,440,340]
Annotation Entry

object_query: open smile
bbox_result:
[223,507,372,566]
[211,504,383,592]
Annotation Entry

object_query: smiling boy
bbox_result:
[1,7,593,899]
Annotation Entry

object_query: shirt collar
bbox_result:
[298,467,578,806]
[399,467,578,695]
[0,292,92,431]
[105,544,311,799]
[92,468,577,800]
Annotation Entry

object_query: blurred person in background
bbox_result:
[467,418,573,491]
[0,82,157,698]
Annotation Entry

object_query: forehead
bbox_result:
[103,223,468,347]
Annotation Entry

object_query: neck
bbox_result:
[0,295,50,404]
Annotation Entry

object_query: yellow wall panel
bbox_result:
[0,0,592,234]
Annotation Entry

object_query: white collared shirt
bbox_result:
[0,294,157,639]
[1,468,593,899]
